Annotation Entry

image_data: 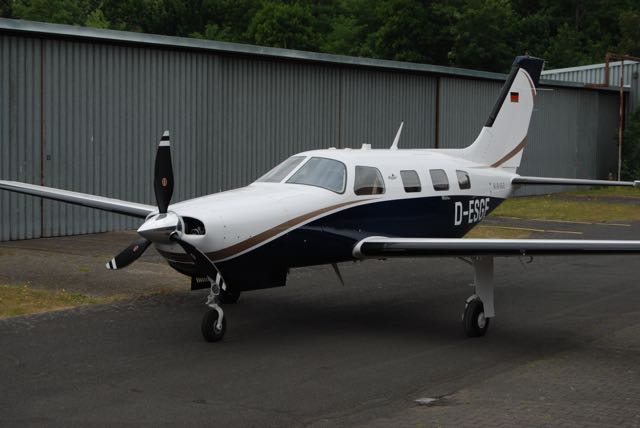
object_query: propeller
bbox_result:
[106,238,152,270]
[105,130,178,270]
[105,131,227,342]
[154,130,174,214]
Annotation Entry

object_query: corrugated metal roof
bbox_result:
[543,59,639,112]
[0,18,624,93]
[542,60,638,74]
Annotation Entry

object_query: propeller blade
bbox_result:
[169,233,220,280]
[154,130,174,214]
[105,238,152,270]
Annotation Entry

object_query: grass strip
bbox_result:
[492,195,640,223]
[0,284,116,319]
[567,186,640,198]
[465,226,531,239]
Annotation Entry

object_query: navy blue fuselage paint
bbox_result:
[168,195,504,291]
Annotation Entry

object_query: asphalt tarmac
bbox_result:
[2,219,640,426]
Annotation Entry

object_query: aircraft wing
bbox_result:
[0,180,155,218]
[353,237,640,259]
[512,176,640,187]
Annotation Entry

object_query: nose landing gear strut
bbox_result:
[169,232,229,343]
[201,276,226,342]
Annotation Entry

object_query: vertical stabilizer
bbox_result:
[461,56,544,171]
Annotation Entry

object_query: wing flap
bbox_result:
[0,180,155,218]
[353,237,640,259]
[512,176,640,187]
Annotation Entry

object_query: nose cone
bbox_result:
[137,212,181,244]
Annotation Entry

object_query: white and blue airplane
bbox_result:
[2,56,640,342]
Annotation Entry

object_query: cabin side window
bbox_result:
[456,170,471,190]
[354,166,385,195]
[429,169,449,191]
[400,170,421,193]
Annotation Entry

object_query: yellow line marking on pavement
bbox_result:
[494,216,630,227]
[478,225,583,235]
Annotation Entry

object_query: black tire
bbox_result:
[463,298,490,337]
[201,309,226,342]
[218,288,241,304]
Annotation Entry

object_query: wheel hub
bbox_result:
[477,312,486,329]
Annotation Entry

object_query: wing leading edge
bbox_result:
[0,180,155,218]
[353,237,640,259]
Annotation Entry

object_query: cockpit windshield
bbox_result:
[286,157,346,193]
[256,156,305,183]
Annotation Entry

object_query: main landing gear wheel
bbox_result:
[201,308,226,342]
[218,288,241,304]
[462,296,490,337]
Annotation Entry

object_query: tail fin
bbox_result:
[461,56,544,171]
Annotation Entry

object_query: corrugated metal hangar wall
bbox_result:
[0,19,626,241]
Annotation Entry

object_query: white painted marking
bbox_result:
[495,216,630,227]
[546,229,582,235]
[477,225,583,235]
[415,397,438,405]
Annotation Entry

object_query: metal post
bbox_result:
[618,60,625,180]
[434,77,440,148]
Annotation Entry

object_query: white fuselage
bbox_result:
[155,148,515,271]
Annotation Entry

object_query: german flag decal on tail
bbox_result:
[510,92,519,102]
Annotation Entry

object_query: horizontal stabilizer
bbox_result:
[0,180,155,218]
[512,176,640,187]
[353,237,640,259]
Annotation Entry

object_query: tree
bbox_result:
[1,0,12,18]
[372,0,433,63]
[544,22,591,68]
[12,0,89,25]
[618,9,640,56]
[247,1,319,51]
[190,0,259,43]
[539,0,629,67]
[449,0,518,72]
[320,0,379,58]
[85,8,111,29]
[514,10,552,58]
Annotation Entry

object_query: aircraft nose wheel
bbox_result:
[201,308,226,342]
[462,296,490,337]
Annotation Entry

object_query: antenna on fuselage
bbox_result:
[390,122,404,150]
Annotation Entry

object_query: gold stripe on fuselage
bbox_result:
[158,199,370,263]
